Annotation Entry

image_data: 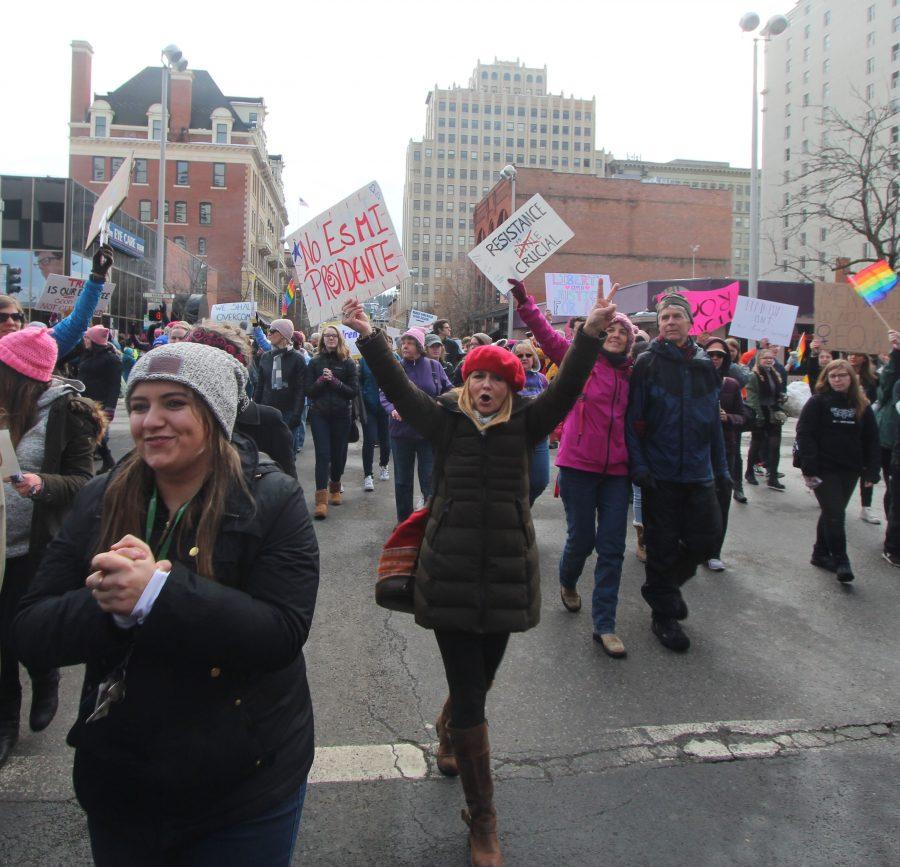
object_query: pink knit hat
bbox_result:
[85,325,110,346]
[0,324,59,382]
[401,327,426,353]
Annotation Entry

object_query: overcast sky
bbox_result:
[3,0,794,235]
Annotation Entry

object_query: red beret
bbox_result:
[461,344,526,392]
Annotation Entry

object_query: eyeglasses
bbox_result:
[0,312,25,323]
[517,353,534,358]
[828,372,851,379]
[36,255,61,267]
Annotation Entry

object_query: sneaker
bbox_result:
[364,475,375,492]
[379,466,390,482]
[754,464,766,475]
[593,632,627,658]
[651,617,690,652]
[415,496,425,510]
[836,563,855,583]
[860,507,882,525]
[768,480,786,492]
[811,553,837,572]
[882,551,900,567]
[744,473,759,486]
[705,558,726,572]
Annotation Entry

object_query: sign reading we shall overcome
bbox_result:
[288,182,409,324]
[468,194,574,293]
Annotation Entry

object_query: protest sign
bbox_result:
[35,275,116,317]
[408,309,438,330]
[813,281,900,354]
[468,194,574,293]
[85,154,133,249]
[0,430,21,481]
[288,182,409,325]
[210,301,257,324]
[544,273,610,316]
[729,296,799,346]
[654,282,739,335]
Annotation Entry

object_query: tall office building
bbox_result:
[399,59,611,316]
[760,0,899,281]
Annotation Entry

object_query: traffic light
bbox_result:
[5,267,22,295]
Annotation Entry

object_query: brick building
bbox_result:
[67,40,288,316]
[470,168,732,333]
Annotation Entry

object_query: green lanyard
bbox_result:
[145,488,193,562]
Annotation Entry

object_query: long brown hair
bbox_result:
[816,359,870,420]
[318,325,350,360]
[0,362,50,446]
[96,397,249,579]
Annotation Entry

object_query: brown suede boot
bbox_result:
[635,524,647,562]
[314,490,328,520]
[450,722,503,867]
[435,697,458,777]
[328,481,343,505]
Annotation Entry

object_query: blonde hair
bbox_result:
[318,325,350,360]
[514,339,541,371]
[456,384,513,432]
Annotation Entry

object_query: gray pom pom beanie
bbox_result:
[126,342,249,436]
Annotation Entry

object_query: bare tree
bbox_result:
[769,100,899,280]
[433,261,499,335]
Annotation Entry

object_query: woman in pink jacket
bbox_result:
[510,278,635,658]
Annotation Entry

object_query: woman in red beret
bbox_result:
[343,293,616,867]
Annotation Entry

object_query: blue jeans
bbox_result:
[529,437,550,506]
[632,483,643,526]
[362,406,391,476]
[310,412,351,490]
[391,436,434,523]
[558,468,630,634]
[88,783,307,867]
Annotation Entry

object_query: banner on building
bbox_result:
[544,273,611,316]
[408,309,438,330]
[729,296,799,347]
[468,194,574,293]
[35,275,116,317]
[287,182,409,325]
[654,282,739,335]
[814,281,900,354]
[210,301,257,324]
[85,154,134,249]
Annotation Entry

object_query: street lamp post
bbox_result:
[500,165,517,339]
[690,244,700,279]
[155,45,188,298]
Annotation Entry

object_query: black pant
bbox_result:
[0,555,56,721]
[733,433,745,493]
[641,481,721,619]
[748,422,781,480]
[880,447,892,515]
[713,476,733,558]
[434,631,510,729]
[812,472,859,565]
[309,412,351,490]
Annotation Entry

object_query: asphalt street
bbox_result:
[0,415,897,865]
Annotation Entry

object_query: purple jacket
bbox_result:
[381,355,452,440]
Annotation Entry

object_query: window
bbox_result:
[823,34,831,50]
[894,43,900,62]
[249,111,258,127]
[174,201,187,223]
[111,157,124,177]
[176,160,189,185]
[139,200,151,222]
[868,31,876,48]
[135,159,148,184]
[892,126,899,144]
[95,116,107,137]
[199,202,212,225]
[867,57,876,74]
[213,163,226,187]
[198,237,207,256]
[895,16,900,33]
[92,157,105,181]
[215,123,228,144]
[867,83,876,100]
[164,201,169,222]
[822,82,831,103]
[151,119,162,141]
[823,9,831,25]
[174,236,186,250]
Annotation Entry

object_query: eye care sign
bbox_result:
[468,195,574,293]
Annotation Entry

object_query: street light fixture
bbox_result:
[155,45,188,297]
[499,164,517,338]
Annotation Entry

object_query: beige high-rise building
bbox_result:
[399,59,611,317]
[606,158,753,278]
[760,0,899,281]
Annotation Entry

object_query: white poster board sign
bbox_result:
[468,194,574,294]
[85,153,133,249]
[288,181,409,325]
[35,274,116,317]
[0,430,21,481]
[210,301,257,324]
[544,273,610,316]
[729,296,799,347]
[408,309,438,330]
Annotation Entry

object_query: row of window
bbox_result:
[411,234,473,246]
[170,236,208,255]
[138,200,213,226]
[436,100,589,121]
[413,148,591,169]
[476,71,544,83]
[436,134,592,151]
[94,116,233,145]
[437,117,591,138]
[410,251,470,264]
[91,156,227,188]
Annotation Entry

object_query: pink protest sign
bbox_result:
[655,282,739,335]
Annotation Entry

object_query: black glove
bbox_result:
[90,244,114,282]
[633,470,656,490]
[507,278,528,306]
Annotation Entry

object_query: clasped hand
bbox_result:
[85,535,171,616]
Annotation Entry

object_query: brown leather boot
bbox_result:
[328,481,343,505]
[314,490,328,520]
[450,722,503,867]
[435,697,458,777]
[635,524,647,562]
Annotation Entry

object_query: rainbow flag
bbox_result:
[795,331,808,364]
[849,260,897,305]
[281,279,296,316]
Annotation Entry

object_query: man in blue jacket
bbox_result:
[626,292,730,652]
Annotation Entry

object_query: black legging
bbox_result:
[812,471,859,565]
[435,631,510,729]
[747,421,782,479]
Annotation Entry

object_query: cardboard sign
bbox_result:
[85,154,133,249]
[35,275,116,317]
[0,430,21,481]
[655,282,739,335]
[814,281,900,353]
[210,302,257,324]
[408,309,438,330]
[544,273,610,316]
[288,181,409,325]
[468,194,574,293]
[729,296,799,346]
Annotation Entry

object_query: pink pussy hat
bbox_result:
[0,324,59,382]
[85,325,110,346]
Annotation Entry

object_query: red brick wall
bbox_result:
[473,168,732,306]
[70,47,92,123]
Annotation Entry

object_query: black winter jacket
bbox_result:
[235,401,296,478]
[254,348,307,426]
[358,326,602,634]
[305,351,358,418]
[12,434,319,848]
[78,345,122,410]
